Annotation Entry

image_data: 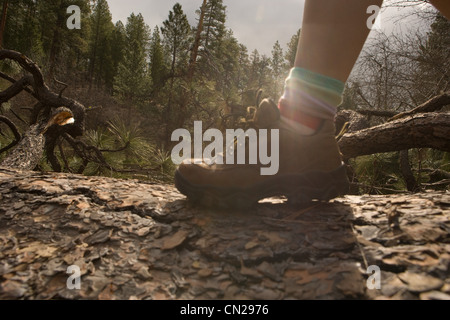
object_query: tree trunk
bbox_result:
[187,0,207,80]
[0,49,86,171]
[0,167,449,300]
[399,150,419,192]
[89,7,102,90]
[48,1,66,78]
[338,112,450,159]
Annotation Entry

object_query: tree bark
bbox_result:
[399,150,419,192]
[356,109,398,118]
[0,49,86,171]
[0,167,449,300]
[187,0,207,80]
[0,49,85,138]
[338,112,450,159]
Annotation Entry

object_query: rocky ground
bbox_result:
[0,167,449,300]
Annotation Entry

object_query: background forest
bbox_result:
[0,0,449,194]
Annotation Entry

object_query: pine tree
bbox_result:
[109,21,126,89]
[418,13,450,95]
[88,0,114,89]
[2,0,44,61]
[247,49,270,91]
[161,3,191,77]
[202,0,226,49]
[160,3,191,147]
[188,0,207,80]
[236,44,250,100]
[113,13,151,104]
[285,28,301,69]
[149,26,167,96]
[215,30,241,102]
[196,0,226,79]
[270,40,284,98]
[37,0,91,77]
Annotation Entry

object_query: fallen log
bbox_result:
[338,112,450,159]
[0,167,449,300]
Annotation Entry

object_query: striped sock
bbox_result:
[279,67,345,133]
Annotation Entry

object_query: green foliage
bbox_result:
[202,0,226,50]
[350,149,450,194]
[212,30,241,102]
[161,3,191,76]
[196,0,227,79]
[152,148,176,176]
[285,28,301,69]
[79,119,178,180]
[149,26,167,96]
[88,0,115,88]
[247,49,271,94]
[3,0,44,61]
[3,0,91,72]
[106,117,154,162]
[113,13,151,103]
[417,13,450,96]
[83,127,121,175]
[351,153,405,194]
[3,1,447,192]
[270,40,285,98]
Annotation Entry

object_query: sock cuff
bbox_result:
[278,98,323,130]
[287,67,345,96]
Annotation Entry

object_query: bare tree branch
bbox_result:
[99,141,130,153]
[389,91,450,121]
[0,115,21,153]
[0,49,86,138]
[0,75,33,103]
[356,109,398,118]
[58,140,72,173]
[399,150,419,192]
[0,72,37,98]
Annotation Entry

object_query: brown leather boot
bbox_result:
[175,99,349,208]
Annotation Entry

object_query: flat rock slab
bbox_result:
[0,167,449,300]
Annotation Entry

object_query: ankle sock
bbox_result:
[279,67,345,132]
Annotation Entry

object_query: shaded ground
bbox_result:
[0,167,449,300]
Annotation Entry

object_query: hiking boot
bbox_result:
[175,99,349,208]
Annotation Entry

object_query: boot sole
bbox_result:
[175,164,350,209]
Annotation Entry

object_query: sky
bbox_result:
[106,0,433,56]
[107,0,303,55]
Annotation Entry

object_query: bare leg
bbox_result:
[174,0,450,208]
[295,0,383,82]
[430,0,450,20]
